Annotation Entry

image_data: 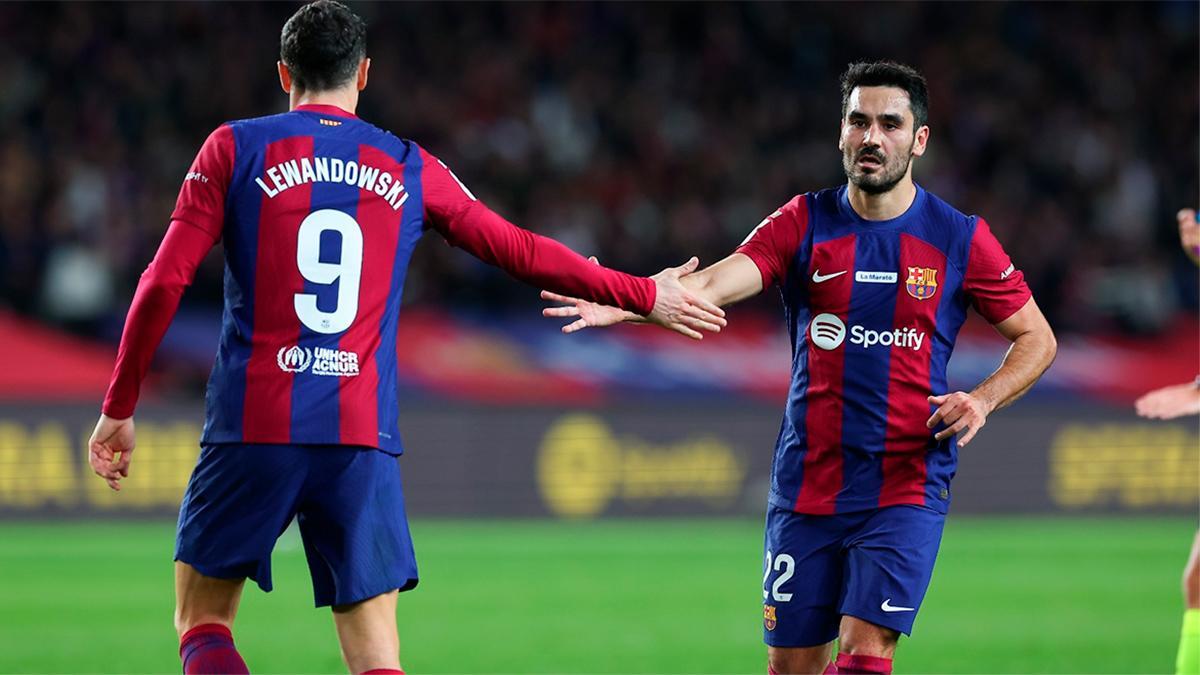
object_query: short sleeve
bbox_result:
[170,125,235,241]
[735,194,809,289]
[963,217,1032,324]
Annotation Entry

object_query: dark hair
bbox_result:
[280,0,367,92]
[839,61,929,129]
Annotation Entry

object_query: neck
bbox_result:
[846,176,917,221]
[289,87,359,115]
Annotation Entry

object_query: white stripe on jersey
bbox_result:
[438,159,477,201]
[740,209,782,246]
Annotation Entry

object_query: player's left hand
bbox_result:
[87,414,136,491]
[542,256,727,340]
[926,392,991,448]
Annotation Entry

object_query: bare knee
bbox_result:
[838,616,899,658]
[174,562,245,637]
[1184,531,1200,609]
[768,643,834,674]
[1185,556,1200,609]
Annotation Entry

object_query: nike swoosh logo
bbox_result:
[881,599,915,613]
[812,269,847,283]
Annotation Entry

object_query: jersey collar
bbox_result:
[838,183,926,229]
[293,103,358,119]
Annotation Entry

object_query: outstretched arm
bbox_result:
[420,148,725,338]
[542,253,763,336]
[927,297,1057,447]
[541,194,806,336]
[675,253,765,307]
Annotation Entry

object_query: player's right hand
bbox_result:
[1135,382,1200,420]
[88,414,136,492]
[1177,208,1199,265]
[646,257,727,340]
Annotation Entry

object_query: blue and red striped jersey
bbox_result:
[737,185,1031,514]
[103,104,656,453]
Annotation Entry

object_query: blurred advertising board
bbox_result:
[0,401,1194,519]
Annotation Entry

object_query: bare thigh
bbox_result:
[838,615,899,658]
[332,589,401,674]
[174,561,246,637]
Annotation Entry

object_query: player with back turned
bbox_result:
[543,62,1058,674]
[85,2,725,673]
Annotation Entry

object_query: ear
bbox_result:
[357,58,370,91]
[837,119,847,153]
[911,124,930,157]
[278,61,293,94]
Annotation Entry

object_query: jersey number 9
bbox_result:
[294,209,363,334]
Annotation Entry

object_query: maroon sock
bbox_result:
[834,652,892,675]
[361,670,404,675]
[179,623,249,674]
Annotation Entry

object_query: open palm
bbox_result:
[541,289,636,333]
[540,256,725,339]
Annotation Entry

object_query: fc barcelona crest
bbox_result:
[905,266,938,300]
[764,605,777,631]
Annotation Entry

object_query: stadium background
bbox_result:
[0,2,1196,673]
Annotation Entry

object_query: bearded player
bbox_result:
[86,2,725,673]
[543,61,1057,674]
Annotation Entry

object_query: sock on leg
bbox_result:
[768,666,778,675]
[823,662,838,674]
[361,670,405,675]
[1178,608,1199,675]
[179,623,249,675]
[834,652,892,675]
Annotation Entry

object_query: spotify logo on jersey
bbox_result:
[809,313,929,352]
[809,313,847,350]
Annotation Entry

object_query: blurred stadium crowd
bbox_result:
[0,2,1196,340]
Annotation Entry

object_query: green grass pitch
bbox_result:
[0,517,1191,674]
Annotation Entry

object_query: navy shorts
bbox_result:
[175,443,418,607]
[761,504,945,647]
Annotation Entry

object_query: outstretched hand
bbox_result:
[1178,208,1199,265]
[646,257,727,339]
[541,289,636,333]
[541,256,727,339]
[541,256,641,333]
[1135,382,1200,420]
[87,414,136,491]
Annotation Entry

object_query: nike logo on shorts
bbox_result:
[812,269,847,283]
[880,598,915,613]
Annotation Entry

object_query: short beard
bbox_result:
[843,148,914,196]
